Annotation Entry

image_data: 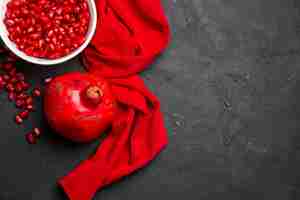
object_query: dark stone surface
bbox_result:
[1,0,300,199]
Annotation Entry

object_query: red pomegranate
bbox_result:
[44,72,117,142]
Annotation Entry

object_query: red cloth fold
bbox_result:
[82,0,170,78]
[58,0,170,199]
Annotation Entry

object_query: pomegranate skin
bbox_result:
[44,72,117,143]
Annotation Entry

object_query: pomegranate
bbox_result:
[4,0,90,59]
[44,72,117,143]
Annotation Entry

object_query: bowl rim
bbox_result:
[0,0,97,66]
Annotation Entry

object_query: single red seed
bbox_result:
[15,99,25,108]
[9,68,17,77]
[32,88,41,97]
[17,93,28,100]
[15,82,23,93]
[15,115,23,124]
[8,92,16,101]
[4,19,14,26]
[0,76,5,86]
[0,81,5,89]
[33,128,41,137]
[20,81,30,90]
[44,77,52,84]
[25,132,37,144]
[19,110,29,119]
[26,104,34,111]
[16,73,25,81]
[10,77,18,84]
[6,83,14,92]
[25,96,33,105]
[3,74,10,82]
[2,62,13,71]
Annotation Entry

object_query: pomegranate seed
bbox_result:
[33,128,41,137]
[0,75,5,83]
[26,104,34,111]
[15,99,25,108]
[15,83,23,93]
[3,74,10,82]
[44,77,52,84]
[25,96,33,105]
[16,73,25,81]
[25,47,34,56]
[20,81,30,90]
[9,68,17,77]
[19,110,29,119]
[2,63,13,71]
[4,19,15,26]
[15,115,23,124]
[10,77,18,84]
[0,80,5,89]
[25,132,37,144]
[8,92,16,101]
[6,83,14,92]
[17,93,28,100]
[32,88,41,97]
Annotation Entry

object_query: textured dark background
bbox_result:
[1,0,300,199]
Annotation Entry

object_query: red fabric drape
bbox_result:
[58,0,170,199]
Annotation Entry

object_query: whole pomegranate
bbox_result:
[44,72,117,142]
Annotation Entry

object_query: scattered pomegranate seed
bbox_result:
[33,128,41,137]
[32,88,41,97]
[20,81,30,90]
[16,73,25,81]
[25,96,33,105]
[3,74,10,82]
[0,77,5,89]
[8,68,17,77]
[15,99,25,108]
[15,115,23,124]
[0,49,43,144]
[25,132,37,144]
[10,77,18,84]
[17,93,28,100]
[19,110,29,119]
[8,92,16,101]
[15,82,23,93]
[44,77,52,84]
[0,82,5,90]
[6,83,14,92]
[2,62,13,71]
[26,104,34,111]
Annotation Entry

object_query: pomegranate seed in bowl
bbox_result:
[4,0,90,59]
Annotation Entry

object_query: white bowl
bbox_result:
[0,0,97,66]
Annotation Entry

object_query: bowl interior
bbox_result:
[0,0,97,65]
